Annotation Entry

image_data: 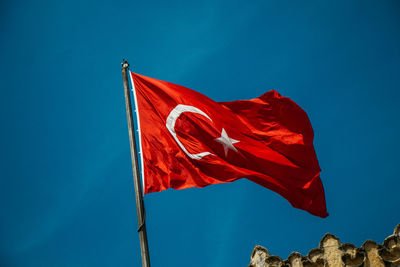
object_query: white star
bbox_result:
[215,128,240,156]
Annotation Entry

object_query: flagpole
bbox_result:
[121,59,151,267]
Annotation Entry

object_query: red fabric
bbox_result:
[131,72,328,218]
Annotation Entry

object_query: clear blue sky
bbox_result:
[1,1,399,266]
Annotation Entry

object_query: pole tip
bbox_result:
[121,59,129,69]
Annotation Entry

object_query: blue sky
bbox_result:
[1,0,399,266]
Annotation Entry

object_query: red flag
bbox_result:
[130,72,328,218]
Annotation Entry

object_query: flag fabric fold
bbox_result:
[130,72,328,218]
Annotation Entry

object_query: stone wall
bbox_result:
[249,224,400,267]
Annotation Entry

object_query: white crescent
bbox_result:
[166,104,214,160]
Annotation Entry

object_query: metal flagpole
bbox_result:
[121,59,151,267]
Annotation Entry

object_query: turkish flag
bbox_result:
[130,72,328,218]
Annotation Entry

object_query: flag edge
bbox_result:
[129,71,146,195]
